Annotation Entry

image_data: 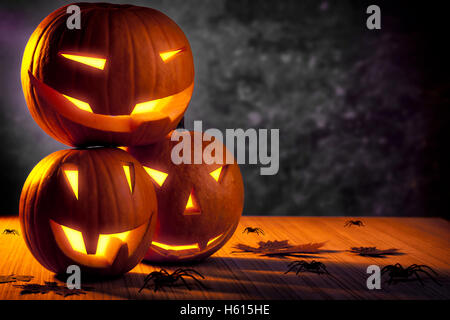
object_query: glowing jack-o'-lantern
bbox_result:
[21,3,194,147]
[128,131,244,262]
[19,148,157,276]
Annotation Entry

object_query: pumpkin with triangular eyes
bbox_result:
[19,148,157,276]
[21,3,194,147]
[128,131,244,262]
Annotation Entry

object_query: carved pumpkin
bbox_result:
[21,3,194,147]
[19,148,157,276]
[128,131,244,262]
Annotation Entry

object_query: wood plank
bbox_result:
[0,216,448,300]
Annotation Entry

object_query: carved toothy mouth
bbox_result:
[50,220,149,268]
[28,71,193,133]
[150,233,225,256]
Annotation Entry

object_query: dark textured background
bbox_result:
[0,0,448,217]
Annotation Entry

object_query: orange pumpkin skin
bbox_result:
[21,3,194,147]
[128,131,244,262]
[19,148,157,276]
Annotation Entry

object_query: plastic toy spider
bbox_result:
[381,263,441,286]
[344,220,365,227]
[2,229,19,236]
[284,260,330,275]
[139,268,207,292]
[242,227,265,235]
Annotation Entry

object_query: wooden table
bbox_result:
[0,216,448,300]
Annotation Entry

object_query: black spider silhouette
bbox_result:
[344,220,365,227]
[242,227,265,236]
[381,263,441,286]
[139,268,207,292]
[284,260,330,275]
[2,229,19,236]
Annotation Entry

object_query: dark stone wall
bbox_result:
[0,0,447,217]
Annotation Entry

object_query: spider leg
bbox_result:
[285,262,301,274]
[171,268,185,276]
[296,265,306,275]
[411,265,439,276]
[287,260,302,267]
[178,276,192,291]
[381,266,390,275]
[175,269,205,279]
[415,269,442,286]
[320,266,330,275]
[143,273,156,283]
[411,270,425,286]
[139,277,152,293]
[160,269,170,276]
[178,273,208,289]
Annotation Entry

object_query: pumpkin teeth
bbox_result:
[49,220,149,268]
[62,94,93,113]
[151,241,199,251]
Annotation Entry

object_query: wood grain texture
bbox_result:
[0,216,448,300]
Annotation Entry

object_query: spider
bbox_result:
[284,260,330,275]
[344,220,365,227]
[242,227,265,236]
[2,229,19,236]
[139,268,207,292]
[381,263,441,286]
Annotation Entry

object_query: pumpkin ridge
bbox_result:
[92,149,118,231]
[85,149,100,237]
[27,13,70,143]
[131,10,158,100]
[145,10,180,92]
[28,152,62,270]
[120,13,136,115]
[20,153,48,256]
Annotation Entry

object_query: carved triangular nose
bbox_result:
[183,188,201,215]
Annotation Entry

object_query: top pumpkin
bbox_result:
[21,3,194,147]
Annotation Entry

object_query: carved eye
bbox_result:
[122,163,135,193]
[59,52,106,70]
[63,169,79,199]
[62,94,93,113]
[143,167,168,187]
[159,48,185,62]
[209,166,223,182]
